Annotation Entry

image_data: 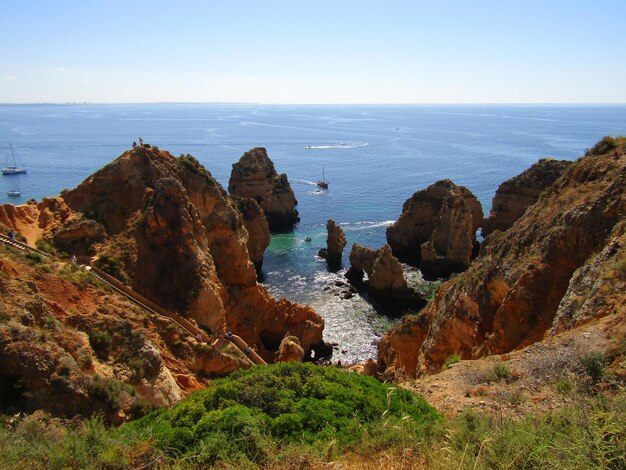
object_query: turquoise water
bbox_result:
[1,104,625,361]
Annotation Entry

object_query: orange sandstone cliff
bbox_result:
[386,179,483,278]
[60,147,327,362]
[379,138,626,376]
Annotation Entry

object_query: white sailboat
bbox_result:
[7,184,21,197]
[2,144,27,175]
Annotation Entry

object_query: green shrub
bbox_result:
[25,251,44,264]
[581,352,608,384]
[178,154,215,187]
[89,329,112,359]
[444,352,462,368]
[88,376,129,412]
[585,136,621,156]
[121,362,440,464]
[493,362,512,380]
[35,239,56,255]
[95,254,128,283]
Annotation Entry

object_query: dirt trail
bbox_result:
[403,314,625,417]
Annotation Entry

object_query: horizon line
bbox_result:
[1,101,626,107]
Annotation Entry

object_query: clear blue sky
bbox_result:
[2,1,625,104]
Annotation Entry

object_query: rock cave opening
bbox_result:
[259,329,284,352]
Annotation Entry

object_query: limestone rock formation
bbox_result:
[0,250,261,419]
[61,147,327,362]
[551,228,626,334]
[53,219,106,255]
[277,336,305,362]
[323,219,346,269]
[347,243,425,307]
[378,138,626,376]
[482,158,571,236]
[228,147,299,231]
[386,179,483,278]
[233,196,270,272]
[0,197,74,245]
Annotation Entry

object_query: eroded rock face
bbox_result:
[53,219,106,255]
[233,196,270,272]
[378,140,626,376]
[482,158,571,237]
[62,147,326,362]
[386,179,483,278]
[277,336,305,362]
[347,243,425,307]
[325,219,346,269]
[228,147,299,231]
[551,227,626,334]
[0,197,74,245]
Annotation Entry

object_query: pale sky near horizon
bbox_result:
[1,1,625,104]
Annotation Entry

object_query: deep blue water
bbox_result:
[1,104,625,361]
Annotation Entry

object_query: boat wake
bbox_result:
[342,220,395,232]
[305,143,368,149]
[295,179,319,186]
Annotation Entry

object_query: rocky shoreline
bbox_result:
[1,136,624,420]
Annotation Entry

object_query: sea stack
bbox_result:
[228,147,299,231]
[322,219,346,269]
[481,158,571,237]
[386,179,483,278]
[346,243,425,308]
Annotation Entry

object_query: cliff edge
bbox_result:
[379,137,626,376]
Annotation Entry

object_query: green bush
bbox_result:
[89,376,124,412]
[444,352,462,368]
[585,136,621,156]
[95,254,127,282]
[121,362,440,464]
[89,329,112,359]
[581,352,608,384]
[35,239,56,255]
[25,251,44,264]
[484,362,515,383]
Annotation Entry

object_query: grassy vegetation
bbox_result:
[444,352,462,369]
[585,135,624,156]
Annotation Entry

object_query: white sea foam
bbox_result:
[305,143,368,149]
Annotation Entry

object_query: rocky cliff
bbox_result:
[347,243,425,308]
[228,147,299,231]
[386,179,483,278]
[60,147,326,361]
[482,158,571,236]
[0,246,254,421]
[232,196,270,272]
[379,138,626,376]
[0,197,75,245]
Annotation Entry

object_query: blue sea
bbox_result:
[1,104,625,361]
